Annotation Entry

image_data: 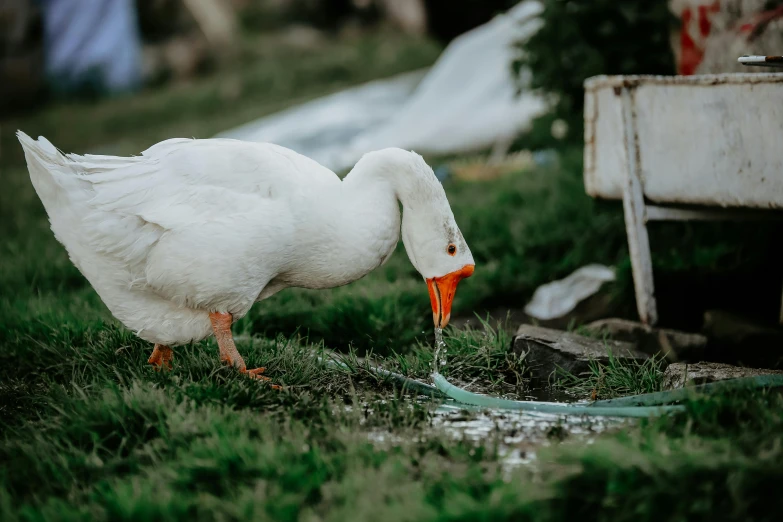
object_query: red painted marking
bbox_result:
[698,5,712,37]
[677,2,721,76]
[679,8,701,75]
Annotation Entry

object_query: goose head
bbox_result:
[401,206,475,329]
[363,149,475,328]
[350,148,476,328]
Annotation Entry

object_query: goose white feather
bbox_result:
[17,131,474,351]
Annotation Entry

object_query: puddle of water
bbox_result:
[359,328,622,473]
[431,399,620,472]
[361,395,624,475]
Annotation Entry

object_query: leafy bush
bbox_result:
[514,0,677,137]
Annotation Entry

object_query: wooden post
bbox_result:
[620,87,658,326]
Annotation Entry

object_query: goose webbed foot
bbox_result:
[241,367,282,389]
[210,312,282,390]
[148,344,173,370]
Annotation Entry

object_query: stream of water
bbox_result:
[431,327,447,378]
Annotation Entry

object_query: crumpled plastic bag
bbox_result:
[524,264,616,321]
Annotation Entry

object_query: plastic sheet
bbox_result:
[218,1,547,172]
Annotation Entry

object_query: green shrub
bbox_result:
[513,0,677,138]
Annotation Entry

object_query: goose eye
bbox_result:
[447,244,457,256]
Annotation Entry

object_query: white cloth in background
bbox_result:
[40,0,142,93]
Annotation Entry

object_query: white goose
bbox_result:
[18,131,475,384]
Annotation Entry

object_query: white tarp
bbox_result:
[216,69,427,168]
[217,1,546,172]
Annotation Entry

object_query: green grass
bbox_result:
[531,389,783,522]
[2,29,782,521]
[553,350,666,400]
[1,334,782,521]
[378,315,528,395]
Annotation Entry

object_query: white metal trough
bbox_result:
[583,70,783,326]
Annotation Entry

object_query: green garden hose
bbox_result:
[591,374,783,407]
[431,372,685,418]
[323,355,783,418]
[322,356,444,397]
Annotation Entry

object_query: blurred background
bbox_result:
[3,0,782,148]
[1,0,523,115]
[4,0,783,140]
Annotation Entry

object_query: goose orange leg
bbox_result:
[209,312,281,389]
[148,344,173,370]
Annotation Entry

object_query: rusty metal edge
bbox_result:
[584,72,783,90]
[583,88,599,198]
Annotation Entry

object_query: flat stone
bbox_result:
[582,318,707,362]
[512,324,649,382]
[662,362,783,390]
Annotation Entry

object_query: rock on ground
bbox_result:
[512,324,649,382]
[583,318,707,362]
[662,362,783,390]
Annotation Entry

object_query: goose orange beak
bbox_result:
[426,264,474,328]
